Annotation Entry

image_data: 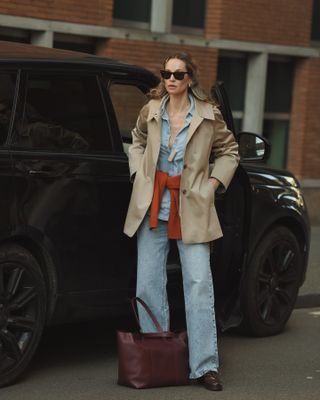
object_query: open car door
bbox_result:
[211,81,236,136]
[209,81,248,330]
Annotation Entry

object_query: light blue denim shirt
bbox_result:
[157,93,195,221]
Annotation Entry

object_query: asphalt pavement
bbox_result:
[297,225,320,308]
[2,307,319,400]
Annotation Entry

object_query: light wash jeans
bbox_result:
[136,215,219,379]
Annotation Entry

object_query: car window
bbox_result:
[0,72,17,145]
[12,72,112,153]
[109,83,147,154]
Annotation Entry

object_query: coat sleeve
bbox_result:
[128,103,149,181]
[209,106,240,192]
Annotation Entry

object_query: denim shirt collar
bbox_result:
[147,94,215,122]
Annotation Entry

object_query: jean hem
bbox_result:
[189,367,219,380]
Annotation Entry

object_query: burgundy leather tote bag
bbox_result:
[117,297,189,388]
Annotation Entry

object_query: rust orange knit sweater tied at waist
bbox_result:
[149,170,182,239]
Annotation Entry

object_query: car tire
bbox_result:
[240,226,302,337]
[0,244,46,387]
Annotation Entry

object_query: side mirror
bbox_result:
[238,131,270,162]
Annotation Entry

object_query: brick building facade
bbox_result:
[0,0,319,221]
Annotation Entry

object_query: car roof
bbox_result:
[0,40,157,81]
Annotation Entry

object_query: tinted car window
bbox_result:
[109,83,147,153]
[0,72,17,145]
[13,73,112,153]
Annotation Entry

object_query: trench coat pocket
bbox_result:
[207,179,216,205]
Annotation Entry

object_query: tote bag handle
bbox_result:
[130,297,164,333]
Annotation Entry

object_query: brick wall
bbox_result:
[0,0,113,26]
[97,39,219,93]
[288,58,320,179]
[206,0,313,47]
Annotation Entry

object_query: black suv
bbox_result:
[0,41,310,387]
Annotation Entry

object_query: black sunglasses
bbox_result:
[160,70,189,80]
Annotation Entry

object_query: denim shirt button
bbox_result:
[182,189,187,195]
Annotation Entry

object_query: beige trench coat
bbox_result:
[123,96,240,244]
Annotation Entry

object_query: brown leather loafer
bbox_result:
[200,371,223,391]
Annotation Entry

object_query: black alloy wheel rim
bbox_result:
[0,262,39,375]
[256,239,299,326]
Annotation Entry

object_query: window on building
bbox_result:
[263,60,294,168]
[172,0,206,32]
[13,73,112,153]
[54,41,95,54]
[53,33,96,54]
[263,120,289,168]
[0,72,18,145]
[0,27,30,44]
[109,83,147,154]
[311,0,320,42]
[0,35,29,44]
[217,55,247,133]
[113,0,151,28]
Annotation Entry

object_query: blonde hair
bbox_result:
[149,52,215,104]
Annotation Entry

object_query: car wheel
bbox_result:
[240,226,302,337]
[0,244,46,387]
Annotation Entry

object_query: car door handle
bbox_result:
[28,170,52,176]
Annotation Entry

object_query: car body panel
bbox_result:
[243,162,310,282]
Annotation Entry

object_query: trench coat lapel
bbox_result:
[185,112,203,147]
[147,99,162,166]
[185,98,215,147]
[147,99,162,124]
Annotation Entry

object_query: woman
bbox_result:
[124,52,239,391]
